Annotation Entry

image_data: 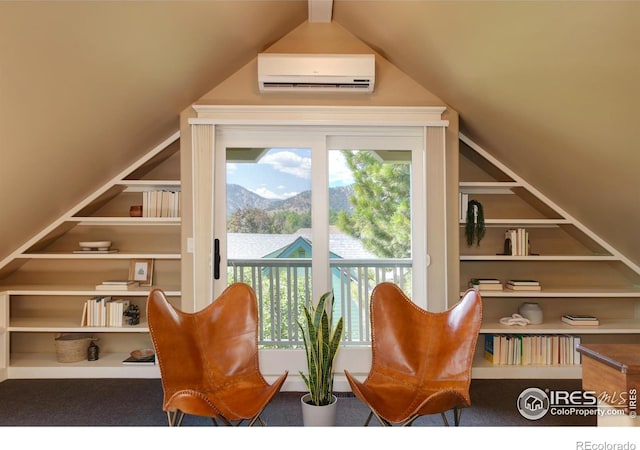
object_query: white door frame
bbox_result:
[187,105,448,390]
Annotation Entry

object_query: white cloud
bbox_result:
[251,186,298,200]
[259,150,311,179]
[329,151,354,186]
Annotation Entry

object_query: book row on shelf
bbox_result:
[142,190,181,218]
[81,297,130,327]
[484,334,582,366]
[503,228,531,256]
[469,278,541,292]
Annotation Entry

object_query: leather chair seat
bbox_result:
[345,282,482,426]
[148,283,287,426]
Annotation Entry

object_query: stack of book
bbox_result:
[469,278,503,291]
[95,280,140,291]
[81,297,130,327]
[561,314,599,326]
[505,279,541,291]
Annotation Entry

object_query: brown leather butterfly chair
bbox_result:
[147,283,288,426]
[344,282,482,426]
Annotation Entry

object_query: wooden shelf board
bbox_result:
[72,217,181,225]
[472,357,581,379]
[460,255,616,261]
[0,287,180,296]
[16,253,181,260]
[459,219,570,227]
[118,180,180,192]
[462,288,640,298]
[8,352,160,379]
[459,181,520,194]
[480,319,640,334]
[9,318,150,332]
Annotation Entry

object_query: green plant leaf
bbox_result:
[296,290,344,406]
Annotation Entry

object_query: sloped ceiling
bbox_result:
[1,1,639,268]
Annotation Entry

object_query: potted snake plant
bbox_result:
[298,290,344,426]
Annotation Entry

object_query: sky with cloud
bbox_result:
[227,148,354,200]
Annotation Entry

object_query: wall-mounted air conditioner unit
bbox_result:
[257,53,375,93]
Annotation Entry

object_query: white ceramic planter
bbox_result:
[519,302,543,324]
[300,393,338,426]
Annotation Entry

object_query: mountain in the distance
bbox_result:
[226,184,353,217]
[226,184,273,215]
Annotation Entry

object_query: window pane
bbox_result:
[328,149,412,344]
[225,147,312,348]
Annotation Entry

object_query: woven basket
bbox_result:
[54,334,92,363]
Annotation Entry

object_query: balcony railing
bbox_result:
[227,258,412,348]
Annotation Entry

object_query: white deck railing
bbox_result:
[227,258,412,347]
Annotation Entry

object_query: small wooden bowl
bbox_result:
[130,348,155,360]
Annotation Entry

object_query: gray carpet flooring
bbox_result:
[0,378,595,427]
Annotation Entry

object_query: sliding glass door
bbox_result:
[213,126,426,349]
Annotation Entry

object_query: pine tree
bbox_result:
[336,151,411,258]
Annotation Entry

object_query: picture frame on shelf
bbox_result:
[129,258,154,286]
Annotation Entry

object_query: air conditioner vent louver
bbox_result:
[262,82,371,89]
[258,53,375,94]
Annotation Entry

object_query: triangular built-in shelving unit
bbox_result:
[459,133,640,379]
[0,131,182,282]
[0,131,181,380]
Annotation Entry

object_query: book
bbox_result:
[472,283,504,291]
[505,284,541,291]
[506,279,540,286]
[484,335,496,363]
[470,278,503,291]
[99,280,137,285]
[459,193,469,222]
[562,315,599,326]
[471,278,501,284]
[122,355,156,365]
[80,302,88,326]
[96,281,140,290]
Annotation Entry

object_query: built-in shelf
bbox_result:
[459,181,520,194]
[465,288,640,298]
[16,253,181,260]
[480,320,640,335]
[9,352,160,379]
[471,355,581,379]
[9,319,150,333]
[459,133,640,380]
[0,131,181,381]
[461,255,617,261]
[118,180,180,192]
[72,217,181,226]
[0,288,180,296]
[460,218,571,227]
